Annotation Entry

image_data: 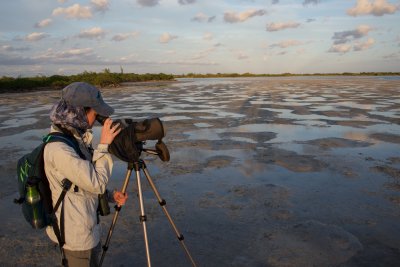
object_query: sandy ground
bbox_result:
[0,77,399,267]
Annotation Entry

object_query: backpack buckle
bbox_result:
[62,179,72,191]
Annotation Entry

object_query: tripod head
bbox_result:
[137,140,170,162]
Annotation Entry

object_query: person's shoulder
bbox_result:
[44,139,78,158]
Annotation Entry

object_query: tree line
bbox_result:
[1,70,399,93]
[0,69,174,93]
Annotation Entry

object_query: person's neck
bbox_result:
[53,123,84,138]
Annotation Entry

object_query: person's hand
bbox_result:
[113,191,128,206]
[100,118,121,145]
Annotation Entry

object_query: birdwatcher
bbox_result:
[44,82,128,267]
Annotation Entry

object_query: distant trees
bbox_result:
[0,70,175,93]
[1,71,399,93]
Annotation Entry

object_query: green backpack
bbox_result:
[15,132,83,229]
[15,132,85,266]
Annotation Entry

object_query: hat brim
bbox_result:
[92,101,114,117]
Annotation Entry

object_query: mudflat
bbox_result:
[1,77,399,266]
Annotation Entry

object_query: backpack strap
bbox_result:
[43,133,85,266]
[45,132,86,160]
[50,179,72,266]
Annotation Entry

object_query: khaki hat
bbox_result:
[62,82,114,116]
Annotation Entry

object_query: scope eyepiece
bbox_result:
[96,114,109,125]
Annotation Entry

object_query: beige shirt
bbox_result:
[44,125,113,251]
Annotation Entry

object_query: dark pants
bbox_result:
[64,243,101,267]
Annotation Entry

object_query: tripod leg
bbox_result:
[141,161,198,267]
[135,162,152,267]
[99,164,133,267]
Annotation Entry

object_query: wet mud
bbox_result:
[0,77,399,266]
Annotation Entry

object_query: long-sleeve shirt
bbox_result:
[44,125,113,251]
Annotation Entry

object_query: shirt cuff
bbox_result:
[97,144,109,153]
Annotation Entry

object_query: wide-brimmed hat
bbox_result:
[62,82,114,116]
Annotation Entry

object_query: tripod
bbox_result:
[99,159,197,267]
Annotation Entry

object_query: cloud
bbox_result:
[53,48,95,59]
[347,0,399,16]
[192,12,209,22]
[296,48,306,55]
[137,0,160,7]
[238,53,249,60]
[191,13,216,23]
[1,45,30,52]
[35,18,52,28]
[266,21,301,31]
[328,43,352,54]
[178,0,196,4]
[203,32,213,41]
[0,53,218,68]
[159,33,178,43]
[78,27,106,39]
[0,49,218,67]
[270,39,303,48]
[271,0,279,4]
[111,32,139,41]
[353,37,375,51]
[332,25,372,44]
[25,32,49,42]
[224,9,266,23]
[329,25,375,54]
[91,0,109,12]
[208,16,216,23]
[303,0,320,5]
[0,47,96,66]
[52,4,92,19]
[191,47,216,60]
[328,38,375,54]
[0,54,38,65]
[383,52,400,59]
[234,51,249,60]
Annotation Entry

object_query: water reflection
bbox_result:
[1,77,399,174]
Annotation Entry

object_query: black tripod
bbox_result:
[99,158,197,267]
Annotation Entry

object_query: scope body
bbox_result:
[96,115,169,162]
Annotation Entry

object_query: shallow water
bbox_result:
[0,77,399,267]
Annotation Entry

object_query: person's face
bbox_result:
[86,108,97,129]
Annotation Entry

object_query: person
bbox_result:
[44,82,128,267]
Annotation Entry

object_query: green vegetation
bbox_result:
[1,70,399,93]
[0,69,175,93]
[175,72,400,78]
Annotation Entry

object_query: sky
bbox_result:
[0,0,399,76]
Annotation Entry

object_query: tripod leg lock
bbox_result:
[114,205,122,212]
[178,234,184,241]
[102,245,109,252]
[140,215,147,222]
[159,199,166,206]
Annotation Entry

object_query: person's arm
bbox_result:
[46,142,112,194]
[47,118,122,194]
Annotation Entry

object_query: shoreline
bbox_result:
[0,80,180,94]
[1,74,399,94]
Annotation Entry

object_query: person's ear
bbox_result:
[84,107,92,115]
